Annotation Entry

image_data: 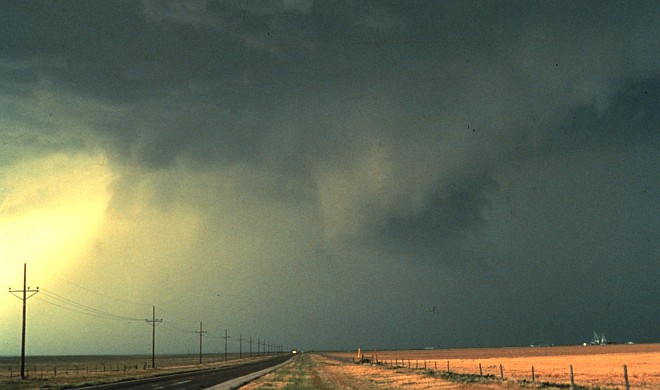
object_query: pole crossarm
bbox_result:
[9,288,40,300]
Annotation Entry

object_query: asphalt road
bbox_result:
[77,354,293,390]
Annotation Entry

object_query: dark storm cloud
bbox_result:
[1,0,658,351]
[374,77,659,264]
[4,1,657,172]
[375,175,499,258]
[545,78,660,154]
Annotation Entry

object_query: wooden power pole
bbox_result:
[146,306,162,368]
[195,322,207,364]
[8,263,40,379]
[222,329,231,361]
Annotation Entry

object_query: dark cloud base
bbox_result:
[1,1,658,353]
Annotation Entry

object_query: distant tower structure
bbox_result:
[591,331,607,345]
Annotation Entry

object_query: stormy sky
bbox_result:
[1,1,658,355]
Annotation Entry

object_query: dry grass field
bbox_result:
[325,344,660,389]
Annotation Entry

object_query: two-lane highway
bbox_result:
[77,354,293,390]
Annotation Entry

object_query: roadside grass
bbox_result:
[241,354,341,390]
[422,370,499,384]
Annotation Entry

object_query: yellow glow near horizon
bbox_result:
[0,153,112,299]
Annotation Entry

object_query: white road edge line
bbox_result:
[206,356,295,390]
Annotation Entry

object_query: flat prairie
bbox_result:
[327,343,660,389]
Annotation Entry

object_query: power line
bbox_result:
[53,275,152,307]
[160,322,196,334]
[37,289,143,321]
[157,307,202,330]
[33,291,218,361]
[34,297,133,321]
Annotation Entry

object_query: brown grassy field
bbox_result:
[326,343,660,389]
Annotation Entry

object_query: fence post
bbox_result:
[447,360,450,373]
[532,366,535,383]
[570,364,575,389]
[435,360,437,370]
[424,360,427,370]
[623,364,630,390]
[479,362,482,376]
[9,368,12,379]
[500,364,504,380]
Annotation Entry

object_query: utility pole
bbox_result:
[221,329,231,361]
[257,338,260,356]
[238,333,243,359]
[146,306,162,369]
[249,336,253,356]
[9,263,39,379]
[195,322,207,364]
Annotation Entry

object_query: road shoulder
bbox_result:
[206,356,295,390]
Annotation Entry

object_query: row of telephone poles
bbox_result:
[193,322,284,364]
[8,263,287,380]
